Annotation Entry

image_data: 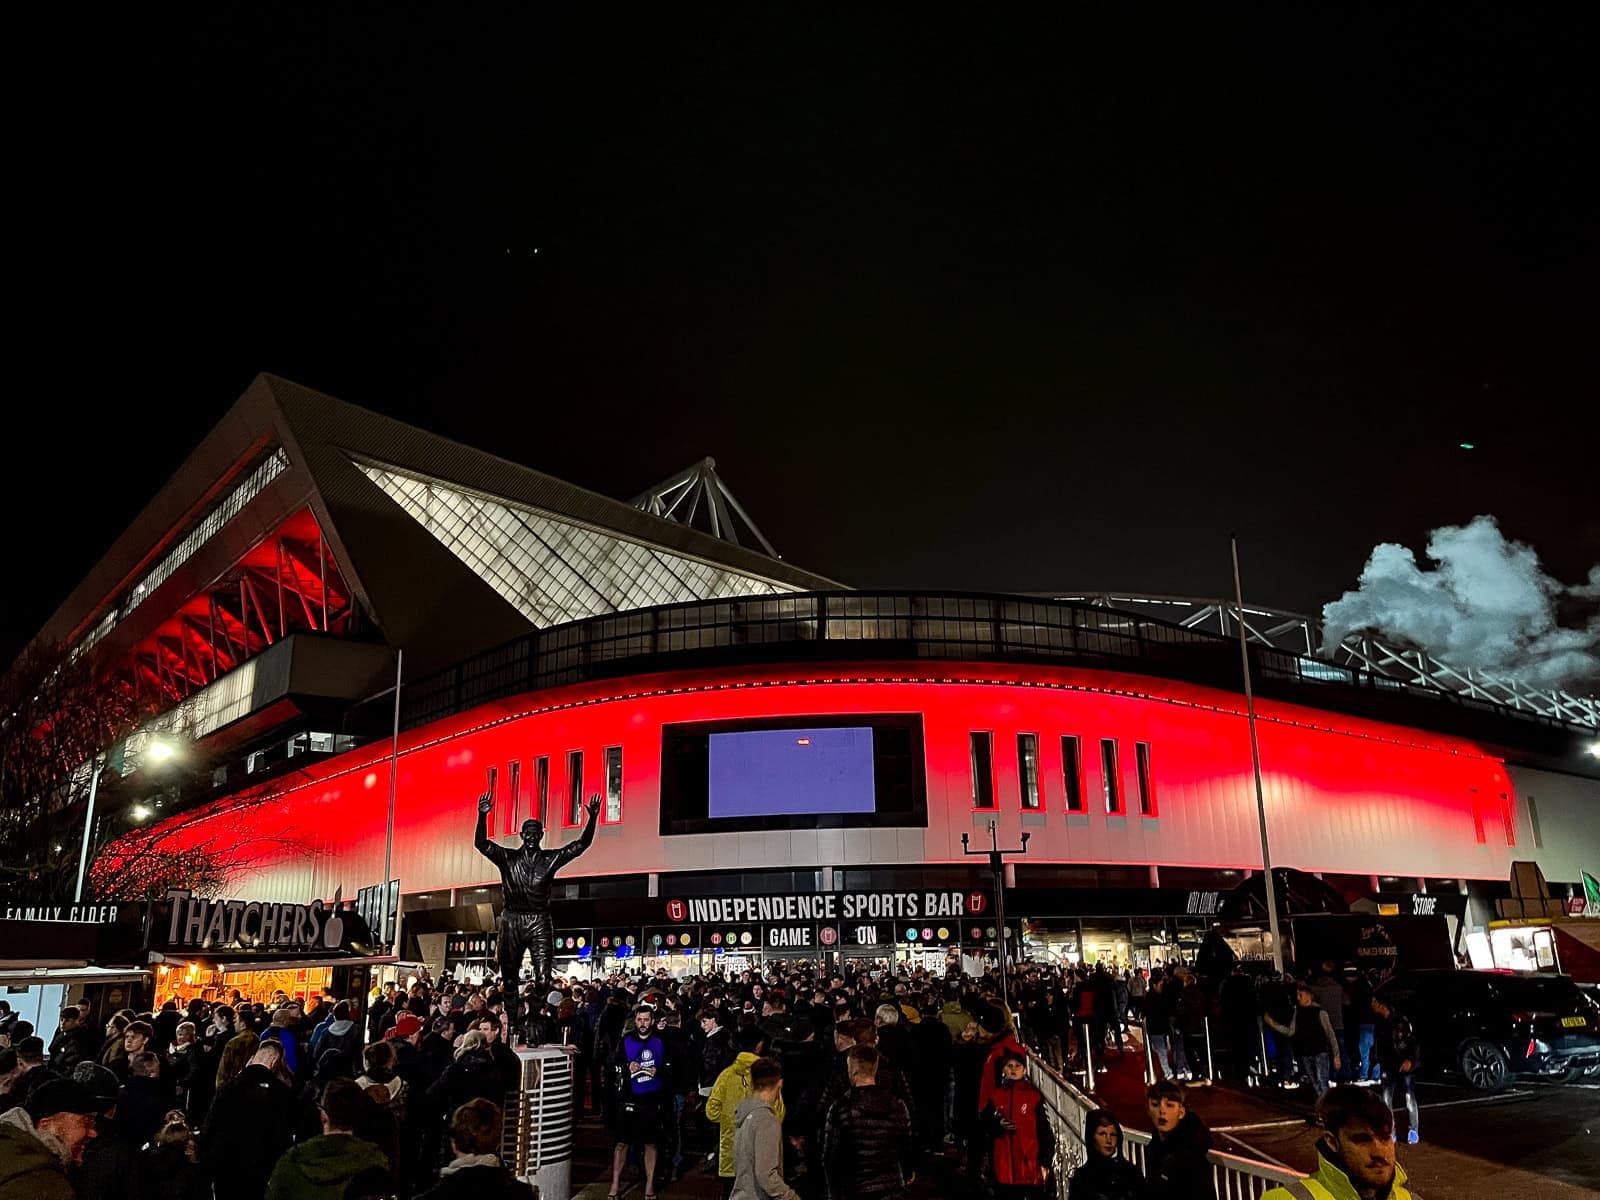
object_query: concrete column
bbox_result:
[1148,864,1161,888]
[647,873,659,899]
[821,866,834,891]
[1004,863,1017,888]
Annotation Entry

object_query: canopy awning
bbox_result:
[0,965,151,987]
[213,955,398,974]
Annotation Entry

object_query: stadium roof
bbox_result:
[29,373,841,688]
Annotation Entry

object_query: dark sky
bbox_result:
[6,13,1596,664]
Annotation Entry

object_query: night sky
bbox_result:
[6,14,1595,665]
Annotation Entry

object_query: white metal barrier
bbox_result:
[1026,1054,1305,1200]
[507,1045,576,1200]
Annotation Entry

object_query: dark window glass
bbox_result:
[1101,739,1121,814]
[970,733,995,809]
[534,756,549,826]
[567,750,584,825]
[605,746,623,822]
[1135,741,1155,816]
[1018,734,1040,810]
[1062,736,1083,812]
[506,761,521,835]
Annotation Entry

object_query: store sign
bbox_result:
[1411,895,1438,917]
[1185,891,1221,915]
[355,880,400,945]
[667,890,972,925]
[156,888,371,954]
[2,903,124,924]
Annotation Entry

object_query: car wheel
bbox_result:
[1458,1039,1511,1092]
[1563,1066,1587,1083]
[1584,1063,1600,1080]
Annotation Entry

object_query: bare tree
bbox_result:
[0,642,148,905]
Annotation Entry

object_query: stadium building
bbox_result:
[14,374,1600,997]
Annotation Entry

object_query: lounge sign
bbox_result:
[155,888,373,955]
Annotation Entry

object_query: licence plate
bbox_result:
[1561,1016,1588,1028]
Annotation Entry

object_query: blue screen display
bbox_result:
[707,727,877,818]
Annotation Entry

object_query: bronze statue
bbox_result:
[475,788,599,1038]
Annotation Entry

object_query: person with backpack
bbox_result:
[1370,998,1421,1145]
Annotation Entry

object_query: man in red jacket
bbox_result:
[982,1054,1053,1199]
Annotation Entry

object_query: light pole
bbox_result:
[72,755,105,904]
[962,820,1029,1015]
[1230,536,1285,974]
[382,649,403,957]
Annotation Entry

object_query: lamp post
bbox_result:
[962,820,1029,1015]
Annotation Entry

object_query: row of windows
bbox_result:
[969,732,1156,817]
[487,745,625,833]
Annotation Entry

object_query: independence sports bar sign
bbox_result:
[664,890,986,925]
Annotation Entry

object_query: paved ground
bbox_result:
[1073,1036,1600,1199]
[559,1048,1599,1199]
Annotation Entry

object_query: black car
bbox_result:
[1375,969,1600,1091]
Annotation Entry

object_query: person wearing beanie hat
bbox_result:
[69,1063,140,1200]
[386,1013,424,1042]
[0,1078,99,1199]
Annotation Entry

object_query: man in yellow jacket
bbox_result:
[706,1028,784,1194]
[1263,1085,1418,1200]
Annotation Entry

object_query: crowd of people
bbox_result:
[1009,956,1421,1142]
[0,952,1422,1200]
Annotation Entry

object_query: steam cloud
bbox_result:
[1321,516,1600,692]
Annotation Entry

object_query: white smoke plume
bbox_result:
[1321,516,1600,693]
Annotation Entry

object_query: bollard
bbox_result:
[1203,1014,1215,1083]
[1081,1021,1095,1086]
[1257,1017,1270,1087]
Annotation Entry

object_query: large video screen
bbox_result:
[661,714,925,835]
[708,727,876,819]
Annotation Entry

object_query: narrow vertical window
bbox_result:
[567,750,585,826]
[1017,734,1040,810]
[1499,792,1516,846]
[1135,742,1155,816]
[1062,736,1084,812]
[604,745,624,823]
[505,760,522,835]
[1101,738,1122,814]
[969,733,995,809]
[1470,788,1486,845]
[534,756,549,826]
[1527,795,1543,849]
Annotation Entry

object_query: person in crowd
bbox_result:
[1143,1080,1214,1200]
[1267,982,1341,1102]
[71,1062,138,1200]
[116,1052,169,1150]
[821,1045,914,1200]
[1144,976,1190,1083]
[473,1013,521,1097]
[729,1056,800,1200]
[151,1005,181,1058]
[0,1078,101,1200]
[136,1111,210,1200]
[259,1006,305,1085]
[426,1030,502,1115]
[264,1076,389,1200]
[699,1007,738,1099]
[1370,998,1421,1145]
[1262,1085,1416,1200]
[114,1024,157,1085]
[981,1053,1053,1199]
[1068,1108,1145,1200]
[608,1004,672,1200]
[48,1010,99,1078]
[1346,968,1379,1084]
[354,1041,409,1123]
[202,1042,295,1200]
[415,1099,533,1200]
[908,996,952,1153]
[309,1002,361,1065]
[169,1023,200,1116]
[0,1038,54,1110]
[1308,962,1350,1083]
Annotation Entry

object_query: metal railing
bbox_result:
[368,588,1588,737]
[1027,1052,1305,1200]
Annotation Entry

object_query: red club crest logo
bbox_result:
[819,926,838,946]
[967,891,987,915]
[666,899,687,922]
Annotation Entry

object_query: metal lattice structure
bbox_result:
[631,457,780,558]
[1049,592,1600,730]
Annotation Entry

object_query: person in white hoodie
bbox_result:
[730,1056,800,1200]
